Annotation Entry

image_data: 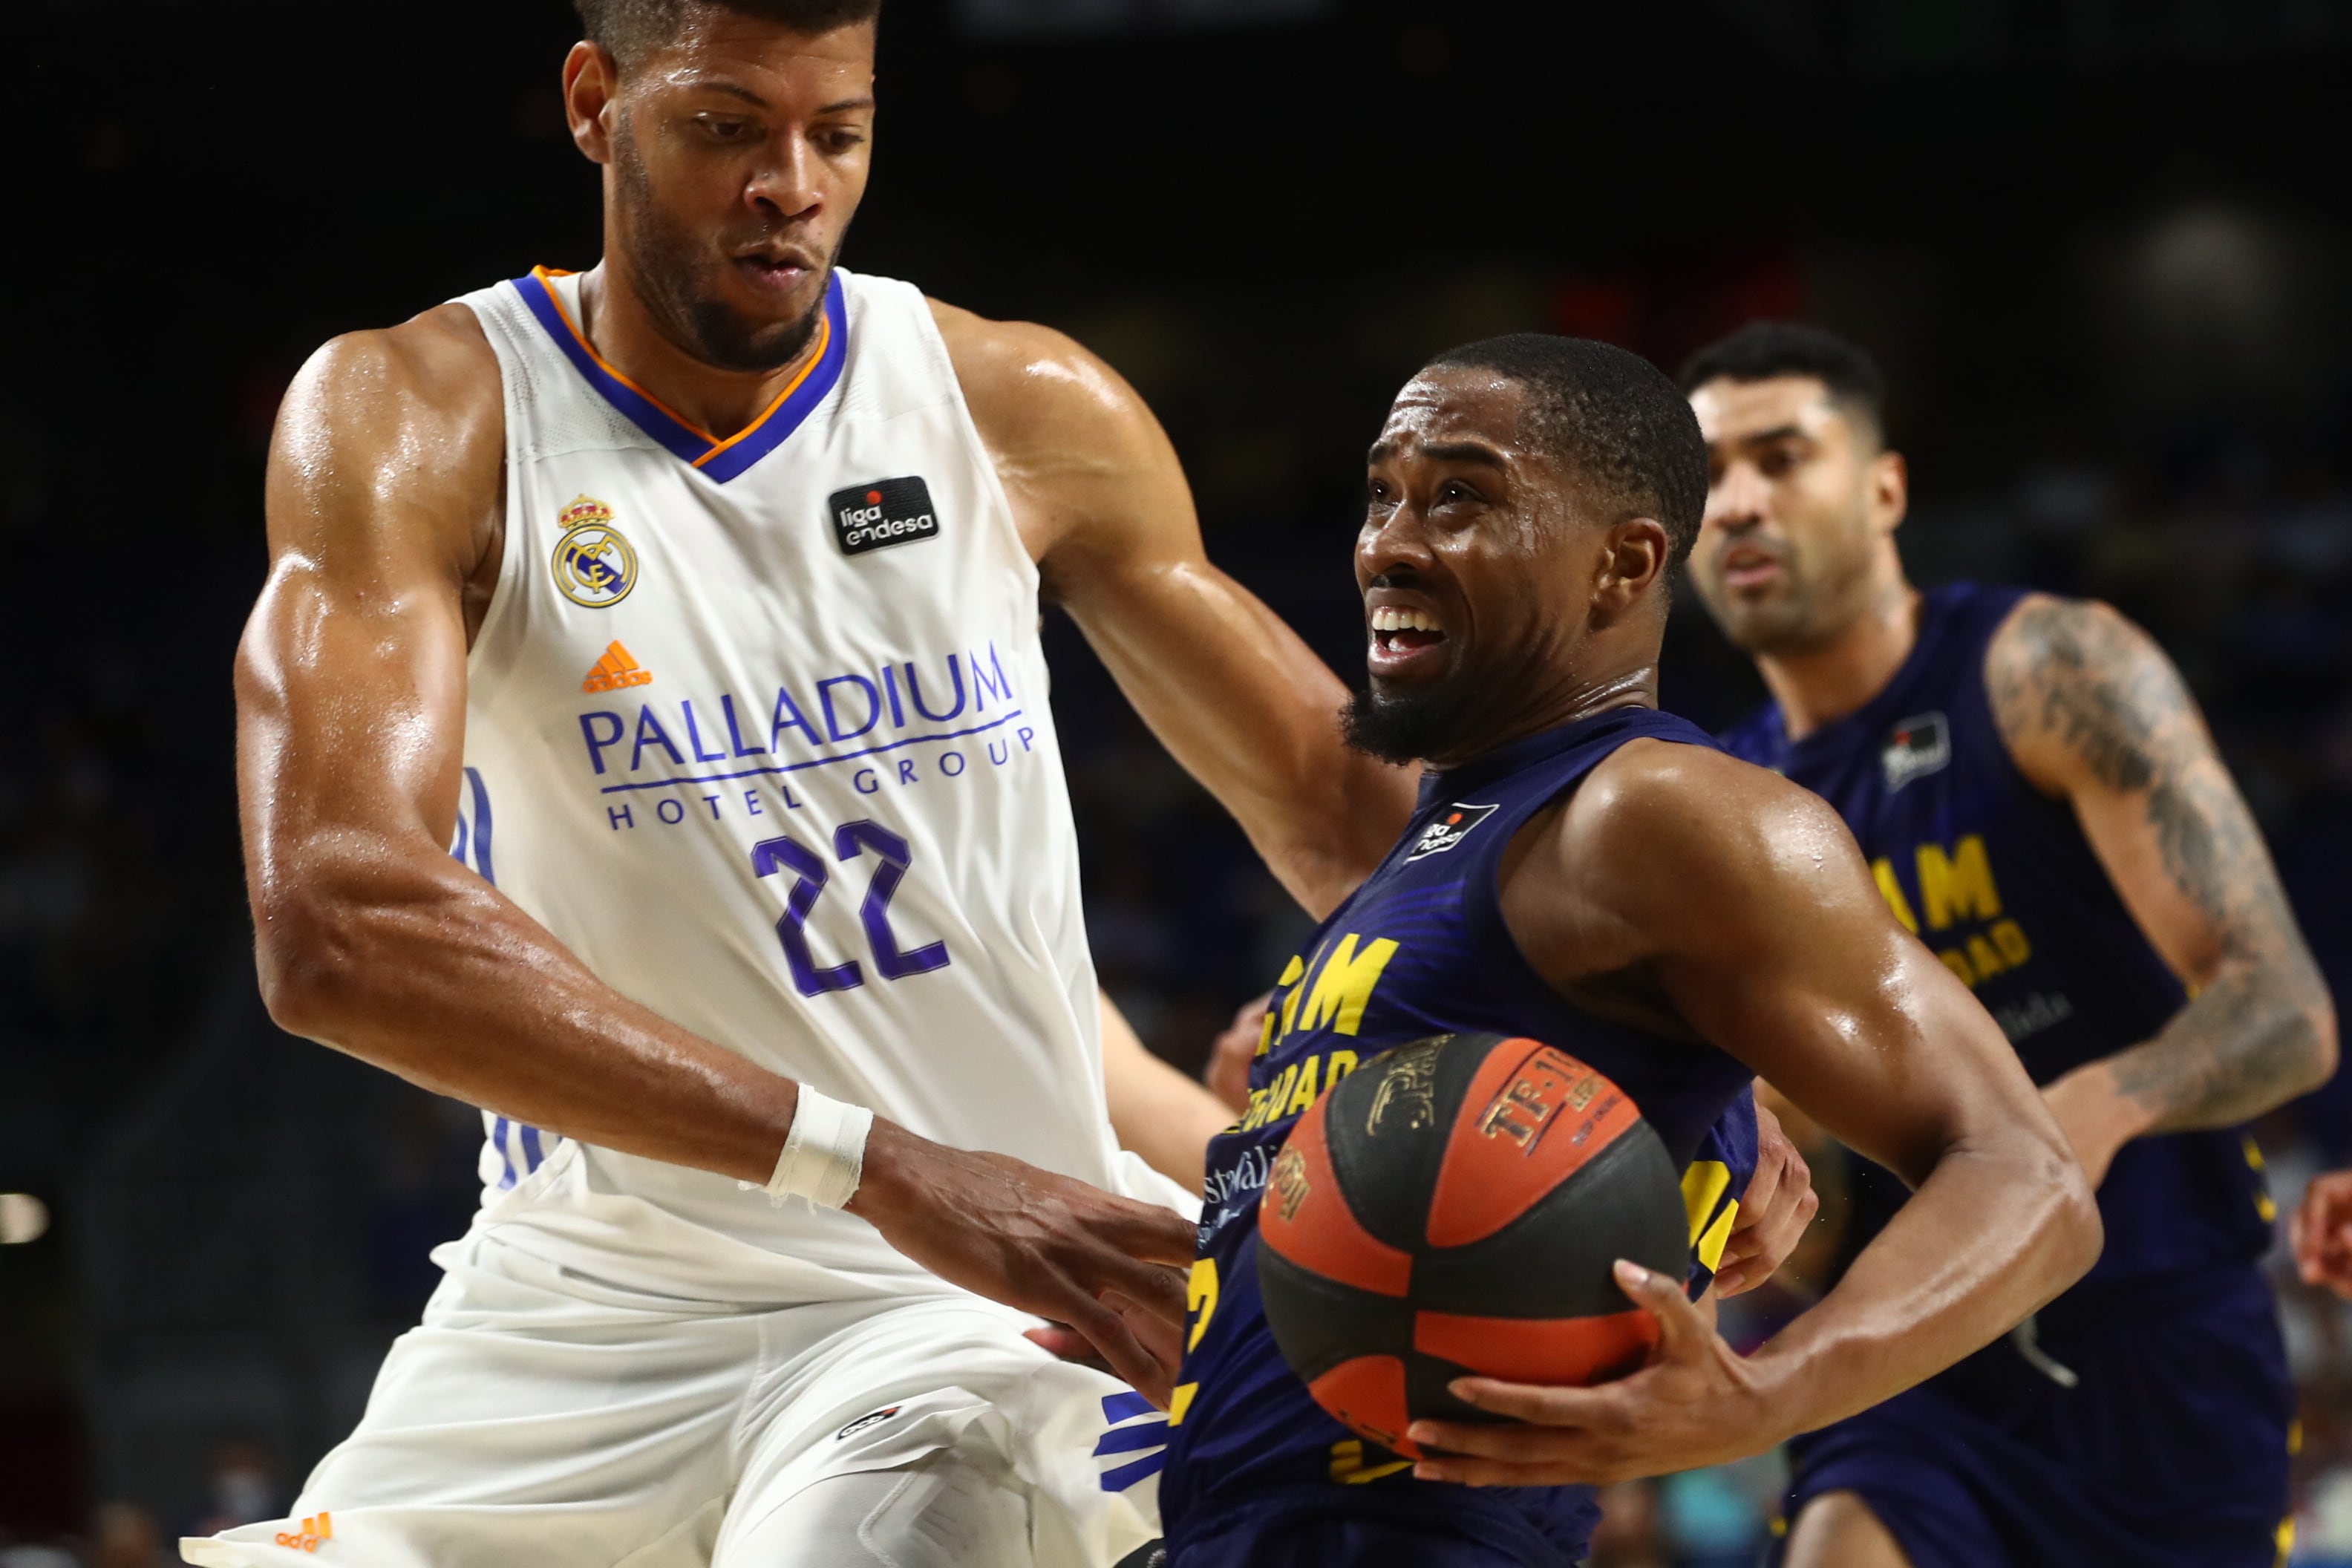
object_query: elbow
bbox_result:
[2048,1163,2104,1293]
[250,883,371,1042]
[2296,987,2339,1098]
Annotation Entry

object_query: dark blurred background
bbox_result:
[7,0,2352,1563]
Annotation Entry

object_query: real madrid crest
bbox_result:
[551,494,638,608]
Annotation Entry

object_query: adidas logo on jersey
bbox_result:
[582,641,653,693]
[829,477,940,556]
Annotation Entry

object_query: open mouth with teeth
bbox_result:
[1370,604,1448,671]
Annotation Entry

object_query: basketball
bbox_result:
[1255,1032,1690,1458]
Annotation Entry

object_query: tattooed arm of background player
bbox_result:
[1988,595,2337,1185]
[1100,988,1232,1191]
[239,318,1194,1400]
[932,302,1420,918]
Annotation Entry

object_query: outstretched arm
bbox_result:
[1413,744,2098,1484]
[241,313,1192,1400]
[932,302,1420,918]
[1988,595,2336,1184]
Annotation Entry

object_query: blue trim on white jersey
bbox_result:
[508,268,849,483]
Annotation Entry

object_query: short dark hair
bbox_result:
[575,0,883,72]
[1677,321,1886,442]
[1423,333,1709,569]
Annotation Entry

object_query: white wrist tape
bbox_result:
[761,1086,873,1209]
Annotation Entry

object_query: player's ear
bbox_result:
[1871,449,1909,538]
[1592,517,1668,624]
[564,41,621,166]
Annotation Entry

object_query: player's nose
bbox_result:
[1357,503,1438,582]
[745,138,823,223]
[1702,461,1770,535]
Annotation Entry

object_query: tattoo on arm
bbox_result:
[1987,598,2333,1131]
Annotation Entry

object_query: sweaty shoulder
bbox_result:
[1503,734,1869,984]
[284,304,502,462]
[270,304,504,578]
[925,297,1183,568]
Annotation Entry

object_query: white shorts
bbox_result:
[179,1228,1166,1568]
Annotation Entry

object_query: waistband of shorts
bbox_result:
[1166,1480,1577,1564]
[2031,1258,2273,1333]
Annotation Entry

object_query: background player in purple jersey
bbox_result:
[1157,334,2100,1567]
[1659,322,2328,1568]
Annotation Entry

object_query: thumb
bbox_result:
[1616,1258,1706,1359]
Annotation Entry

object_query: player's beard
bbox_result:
[1342,670,1510,768]
[611,120,832,374]
[1697,561,1823,656]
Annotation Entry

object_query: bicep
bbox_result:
[1670,889,2008,1190]
[239,339,489,875]
[1577,768,2041,1190]
[1989,598,2289,984]
[236,549,470,856]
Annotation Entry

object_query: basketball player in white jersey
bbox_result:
[195,3,1817,1564]
[191,2,1407,1564]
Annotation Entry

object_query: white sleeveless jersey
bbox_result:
[451,265,1179,1304]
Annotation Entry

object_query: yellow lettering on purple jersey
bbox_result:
[1292,934,1400,1039]
[1917,834,2002,930]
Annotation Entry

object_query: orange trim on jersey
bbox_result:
[691,309,832,469]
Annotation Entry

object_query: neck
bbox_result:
[1756,577,1922,740]
[575,261,826,441]
[1425,662,1658,772]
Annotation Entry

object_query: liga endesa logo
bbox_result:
[829,477,940,557]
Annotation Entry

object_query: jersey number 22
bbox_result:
[751,821,950,996]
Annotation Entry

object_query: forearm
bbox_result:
[1745,1134,2096,1438]
[259,840,803,1186]
[1988,596,2338,1135]
[1063,559,1414,917]
[2094,956,2336,1135]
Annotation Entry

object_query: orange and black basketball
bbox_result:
[1255,1031,1688,1458]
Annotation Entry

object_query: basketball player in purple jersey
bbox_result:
[1434,322,2336,1567]
[1157,336,2100,1566]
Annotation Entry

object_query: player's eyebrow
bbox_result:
[1365,440,1507,468]
[1418,442,1507,469]
[693,80,774,107]
[685,82,875,117]
[1734,424,1806,448]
